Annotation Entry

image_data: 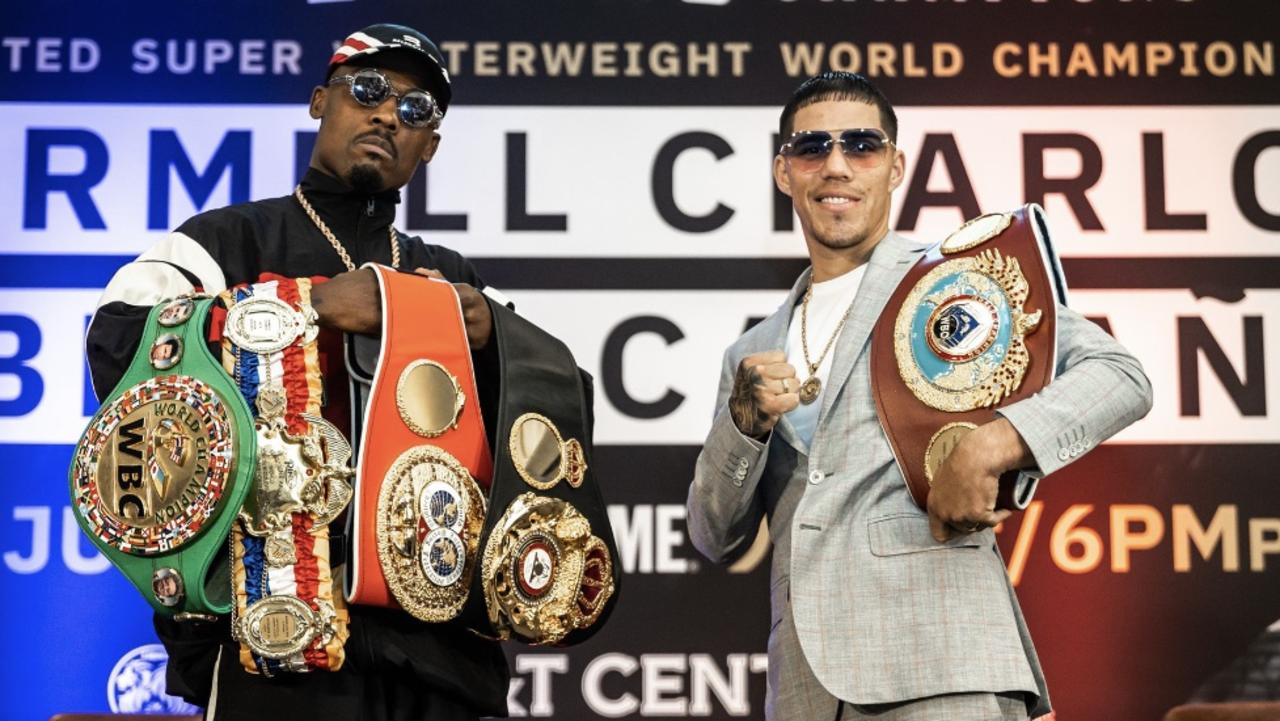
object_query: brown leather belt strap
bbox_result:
[871,204,1065,511]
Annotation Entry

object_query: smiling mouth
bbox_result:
[817,195,859,208]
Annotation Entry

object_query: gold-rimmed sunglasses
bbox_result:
[779,128,896,172]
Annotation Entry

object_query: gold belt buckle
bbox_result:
[376,445,486,621]
[481,493,614,645]
[239,387,353,537]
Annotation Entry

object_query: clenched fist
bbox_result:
[729,350,800,439]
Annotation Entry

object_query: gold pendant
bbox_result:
[799,376,821,405]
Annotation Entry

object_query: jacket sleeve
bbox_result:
[86,230,230,400]
[686,347,771,565]
[997,302,1154,478]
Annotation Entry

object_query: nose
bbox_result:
[369,94,400,130]
[820,142,854,179]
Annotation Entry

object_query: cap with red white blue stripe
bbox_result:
[328,24,452,112]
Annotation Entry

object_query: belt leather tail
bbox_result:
[465,301,622,646]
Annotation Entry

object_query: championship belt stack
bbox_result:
[219,276,354,674]
[70,296,255,619]
[345,264,493,622]
[464,301,620,646]
[871,204,1069,510]
[345,276,620,645]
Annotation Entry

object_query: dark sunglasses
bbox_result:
[779,129,895,172]
[328,68,443,129]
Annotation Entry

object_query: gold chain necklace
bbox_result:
[798,279,857,405]
[293,185,400,271]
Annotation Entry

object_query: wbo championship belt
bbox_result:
[220,276,354,675]
[871,204,1068,511]
[69,295,255,618]
[463,301,620,646]
[345,264,492,622]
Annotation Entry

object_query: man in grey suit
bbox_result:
[686,72,1153,720]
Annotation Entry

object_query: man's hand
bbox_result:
[728,350,799,439]
[926,417,1032,542]
[310,267,380,334]
[414,268,493,350]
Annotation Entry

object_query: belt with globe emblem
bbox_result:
[345,264,492,623]
[871,203,1069,511]
[69,295,256,619]
[463,300,621,646]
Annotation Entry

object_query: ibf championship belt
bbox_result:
[465,302,620,646]
[220,276,354,675]
[69,296,255,618]
[871,204,1068,511]
[345,264,492,622]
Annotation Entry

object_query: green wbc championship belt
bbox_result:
[69,296,255,618]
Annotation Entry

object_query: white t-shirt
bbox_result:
[784,264,868,447]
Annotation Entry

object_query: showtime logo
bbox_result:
[107,644,201,714]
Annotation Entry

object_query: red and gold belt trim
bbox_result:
[220,276,351,675]
[347,264,491,621]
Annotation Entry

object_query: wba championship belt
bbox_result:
[872,204,1068,511]
[345,264,492,622]
[69,295,255,618]
[220,276,354,675]
[463,302,620,646]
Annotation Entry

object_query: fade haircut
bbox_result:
[778,71,898,143]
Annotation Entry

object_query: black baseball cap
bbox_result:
[328,23,452,113]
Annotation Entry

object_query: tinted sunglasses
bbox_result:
[328,68,443,129]
[779,129,895,172]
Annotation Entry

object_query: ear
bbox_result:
[309,86,326,120]
[888,147,906,192]
[772,154,792,198]
[420,131,441,164]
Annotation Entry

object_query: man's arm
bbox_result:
[687,349,798,564]
[86,231,229,398]
[998,302,1153,475]
[928,302,1154,540]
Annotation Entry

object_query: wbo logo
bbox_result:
[108,643,202,714]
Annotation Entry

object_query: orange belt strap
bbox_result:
[347,264,492,621]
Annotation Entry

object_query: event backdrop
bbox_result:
[1,1,1276,720]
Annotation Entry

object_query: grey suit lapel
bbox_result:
[816,232,927,427]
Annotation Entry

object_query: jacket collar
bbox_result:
[749,231,928,454]
[297,167,401,250]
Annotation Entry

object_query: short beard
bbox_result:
[346,164,385,194]
[812,226,865,250]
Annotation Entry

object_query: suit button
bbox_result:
[1057,448,1070,462]
[738,458,750,470]
[808,470,824,484]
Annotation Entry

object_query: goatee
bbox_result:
[347,164,385,194]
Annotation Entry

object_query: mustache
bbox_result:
[355,131,398,160]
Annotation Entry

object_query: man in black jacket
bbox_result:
[86,23,509,721]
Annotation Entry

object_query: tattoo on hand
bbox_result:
[730,365,768,438]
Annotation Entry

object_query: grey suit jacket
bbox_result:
[687,231,1153,710]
